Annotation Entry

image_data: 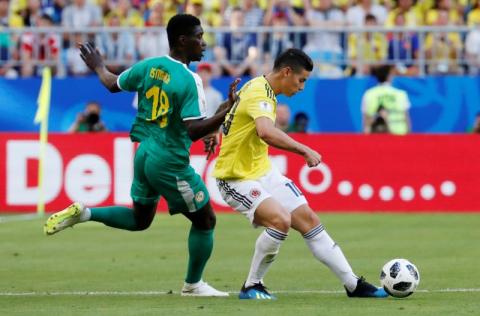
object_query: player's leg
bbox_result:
[243,197,290,298]
[44,143,159,235]
[181,202,216,286]
[290,204,359,291]
[290,205,387,297]
[159,166,227,297]
[217,178,290,300]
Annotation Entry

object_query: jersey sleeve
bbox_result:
[181,73,207,121]
[117,62,145,92]
[245,87,276,122]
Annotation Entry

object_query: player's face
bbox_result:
[283,67,310,97]
[186,25,207,62]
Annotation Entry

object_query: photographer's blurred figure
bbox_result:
[196,62,223,118]
[471,112,480,134]
[362,65,411,135]
[275,103,291,132]
[289,112,310,133]
[69,101,107,132]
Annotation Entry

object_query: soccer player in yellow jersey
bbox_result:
[213,49,388,300]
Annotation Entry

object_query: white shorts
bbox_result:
[216,167,307,225]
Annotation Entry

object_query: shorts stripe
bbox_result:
[218,180,253,209]
[266,228,288,241]
[176,178,196,212]
[303,224,325,239]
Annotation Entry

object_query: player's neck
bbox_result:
[264,73,281,96]
[169,51,189,65]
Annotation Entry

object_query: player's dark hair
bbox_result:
[166,14,201,48]
[273,48,313,73]
[372,65,393,83]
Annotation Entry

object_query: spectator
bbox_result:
[20,14,60,77]
[61,0,102,28]
[424,9,462,74]
[275,103,291,132]
[137,3,169,59]
[303,0,345,77]
[425,0,463,26]
[387,13,419,75]
[104,0,144,27]
[263,0,307,49]
[347,13,387,76]
[346,0,388,26]
[0,0,20,77]
[385,0,423,27]
[214,7,258,77]
[65,34,91,76]
[69,101,107,133]
[289,112,309,133]
[196,62,223,118]
[263,3,293,60]
[223,0,264,27]
[21,0,42,27]
[472,112,480,133]
[466,19,480,74]
[96,12,135,73]
[467,0,480,27]
[41,0,66,25]
[361,65,412,135]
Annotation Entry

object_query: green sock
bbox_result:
[185,226,214,284]
[90,206,137,231]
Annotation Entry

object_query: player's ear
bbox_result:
[178,35,187,46]
[283,66,292,77]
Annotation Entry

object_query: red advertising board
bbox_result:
[1,133,479,212]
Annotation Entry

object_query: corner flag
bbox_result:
[34,67,52,216]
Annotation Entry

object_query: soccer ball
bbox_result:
[380,258,420,298]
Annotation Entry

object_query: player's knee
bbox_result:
[135,219,152,231]
[202,212,216,230]
[270,212,291,233]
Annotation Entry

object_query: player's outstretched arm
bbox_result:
[79,42,120,93]
[184,78,241,141]
[255,117,321,167]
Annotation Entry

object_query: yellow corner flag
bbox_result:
[35,67,52,216]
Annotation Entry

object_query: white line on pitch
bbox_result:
[1,289,480,296]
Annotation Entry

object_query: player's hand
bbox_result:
[79,42,104,71]
[303,147,322,167]
[204,133,219,160]
[227,78,241,107]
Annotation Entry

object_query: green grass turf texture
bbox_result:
[0,213,479,316]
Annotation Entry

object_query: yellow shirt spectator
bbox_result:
[348,32,387,63]
[468,8,480,26]
[425,8,461,25]
[385,7,423,26]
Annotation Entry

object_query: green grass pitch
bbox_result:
[1,213,479,315]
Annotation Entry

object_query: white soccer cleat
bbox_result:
[44,202,85,235]
[181,280,229,297]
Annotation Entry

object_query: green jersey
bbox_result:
[361,83,411,135]
[118,55,207,166]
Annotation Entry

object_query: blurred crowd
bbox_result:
[2,0,480,77]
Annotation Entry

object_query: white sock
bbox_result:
[304,224,358,292]
[245,228,287,287]
[79,207,91,222]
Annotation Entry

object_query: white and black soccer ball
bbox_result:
[380,258,420,298]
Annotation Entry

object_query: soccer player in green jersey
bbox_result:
[44,14,239,297]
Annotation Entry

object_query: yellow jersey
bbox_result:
[213,76,277,180]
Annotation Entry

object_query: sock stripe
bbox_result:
[265,228,288,241]
[303,224,325,239]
